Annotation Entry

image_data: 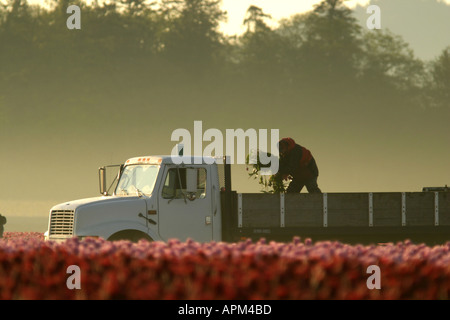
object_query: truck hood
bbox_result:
[49,195,151,239]
[50,196,143,212]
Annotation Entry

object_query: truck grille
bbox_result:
[49,210,74,236]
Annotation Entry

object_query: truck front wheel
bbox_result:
[107,230,153,242]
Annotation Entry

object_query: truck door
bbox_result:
[157,165,213,242]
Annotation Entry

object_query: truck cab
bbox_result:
[45,156,223,242]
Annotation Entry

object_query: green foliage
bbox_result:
[243,5,271,33]
[298,0,363,81]
[245,151,287,194]
[429,47,450,108]
[159,0,226,68]
[0,0,446,100]
[359,29,424,89]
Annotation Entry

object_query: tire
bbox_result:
[107,230,153,242]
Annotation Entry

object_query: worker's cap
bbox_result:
[278,138,295,152]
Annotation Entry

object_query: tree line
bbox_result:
[0,0,449,130]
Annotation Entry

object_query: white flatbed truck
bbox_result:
[45,155,450,244]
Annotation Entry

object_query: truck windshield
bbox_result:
[115,165,159,196]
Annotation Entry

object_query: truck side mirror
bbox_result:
[99,167,107,195]
[186,168,198,194]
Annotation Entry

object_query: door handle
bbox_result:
[138,213,157,225]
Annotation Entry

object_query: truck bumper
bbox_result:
[45,234,75,242]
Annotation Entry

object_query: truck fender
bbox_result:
[107,227,160,242]
[78,222,153,242]
[107,229,153,242]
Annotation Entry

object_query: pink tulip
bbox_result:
[0,232,449,299]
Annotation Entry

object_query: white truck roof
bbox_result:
[125,155,220,166]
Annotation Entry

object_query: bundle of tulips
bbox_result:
[0,232,449,299]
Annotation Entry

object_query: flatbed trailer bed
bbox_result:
[221,191,450,245]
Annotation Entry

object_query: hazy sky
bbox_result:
[219,0,370,34]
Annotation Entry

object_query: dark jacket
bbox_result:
[279,144,319,181]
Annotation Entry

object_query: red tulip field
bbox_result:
[0,232,449,300]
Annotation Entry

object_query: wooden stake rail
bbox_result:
[236,192,450,228]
